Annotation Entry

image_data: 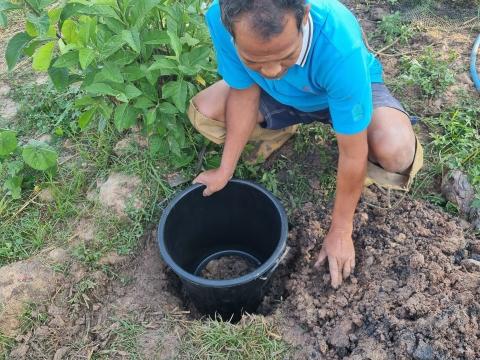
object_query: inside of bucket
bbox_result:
[194,250,261,280]
[163,181,283,276]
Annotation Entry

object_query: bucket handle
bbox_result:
[259,246,290,281]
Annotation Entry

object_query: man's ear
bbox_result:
[303,4,311,26]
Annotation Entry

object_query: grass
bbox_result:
[0,332,14,360]
[177,315,291,360]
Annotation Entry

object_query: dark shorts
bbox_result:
[259,83,418,130]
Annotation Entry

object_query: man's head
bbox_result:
[219,0,310,80]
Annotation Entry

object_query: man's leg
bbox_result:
[189,80,298,161]
[366,106,423,191]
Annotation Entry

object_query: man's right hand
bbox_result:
[193,167,233,197]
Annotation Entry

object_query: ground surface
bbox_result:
[1,0,479,359]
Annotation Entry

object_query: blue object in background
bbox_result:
[471,34,480,91]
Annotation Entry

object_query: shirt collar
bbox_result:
[295,13,314,67]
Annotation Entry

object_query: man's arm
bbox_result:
[193,84,260,196]
[315,130,368,288]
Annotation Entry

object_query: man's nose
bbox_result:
[261,63,282,78]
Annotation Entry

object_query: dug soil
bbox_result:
[200,255,258,280]
[266,188,480,359]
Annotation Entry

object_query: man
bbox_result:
[188,0,423,288]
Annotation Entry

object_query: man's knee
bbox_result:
[369,129,415,173]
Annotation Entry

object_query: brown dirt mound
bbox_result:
[200,255,258,280]
[270,189,480,359]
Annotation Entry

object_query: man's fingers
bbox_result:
[350,259,356,272]
[203,187,212,197]
[315,248,327,268]
[328,257,342,289]
[342,260,352,280]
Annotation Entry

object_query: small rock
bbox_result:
[395,233,407,243]
[460,259,480,272]
[38,188,55,203]
[441,170,475,215]
[469,206,480,231]
[370,7,388,21]
[413,340,434,360]
[113,134,148,156]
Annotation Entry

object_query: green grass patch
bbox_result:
[0,332,15,360]
[177,316,291,360]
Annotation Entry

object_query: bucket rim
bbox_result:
[157,179,288,288]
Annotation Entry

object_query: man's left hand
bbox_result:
[315,227,355,289]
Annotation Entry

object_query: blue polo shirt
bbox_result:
[205,0,384,135]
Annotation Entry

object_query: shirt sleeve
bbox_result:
[205,7,254,90]
[324,46,373,135]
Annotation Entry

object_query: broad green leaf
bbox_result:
[167,31,182,59]
[75,95,96,107]
[134,96,155,109]
[78,19,96,46]
[61,19,78,44]
[148,57,178,72]
[25,20,38,36]
[162,80,187,112]
[22,140,58,171]
[145,108,156,125]
[27,12,50,37]
[123,65,145,81]
[5,32,33,71]
[78,108,96,129]
[143,30,169,45]
[4,176,22,199]
[85,82,118,97]
[0,1,22,11]
[48,66,69,90]
[0,130,17,156]
[121,29,141,53]
[78,4,120,19]
[125,84,142,99]
[79,47,95,69]
[48,7,62,23]
[97,63,123,83]
[0,12,6,28]
[180,33,200,47]
[168,136,181,156]
[130,0,161,26]
[114,104,138,131]
[145,69,160,86]
[23,39,45,57]
[100,34,126,58]
[53,50,79,68]
[186,46,210,66]
[109,50,138,66]
[98,101,113,120]
[157,102,178,115]
[7,160,23,176]
[103,17,124,33]
[32,41,56,72]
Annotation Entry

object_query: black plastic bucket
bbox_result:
[157,179,288,320]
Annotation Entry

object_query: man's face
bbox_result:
[233,11,307,80]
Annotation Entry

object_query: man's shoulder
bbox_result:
[310,0,363,57]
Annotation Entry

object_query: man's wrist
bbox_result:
[329,219,353,235]
[219,163,235,179]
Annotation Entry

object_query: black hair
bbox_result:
[219,0,306,40]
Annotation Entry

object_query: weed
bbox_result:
[19,303,48,334]
[377,12,415,45]
[397,48,457,98]
[68,277,98,310]
[0,332,14,360]
[177,315,291,360]
[103,319,145,359]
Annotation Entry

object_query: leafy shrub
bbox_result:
[2,0,214,167]
[377,12,414,45]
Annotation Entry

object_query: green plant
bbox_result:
[377,12,414,45]
[399,48,456,98]
[2,0,214,168]
[0,128,58,199]
[19,303,48,334]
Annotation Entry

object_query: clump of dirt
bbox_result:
[200,256,258,280]
[268,189,480,359]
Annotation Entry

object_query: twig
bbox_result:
[2,192,41,228]
[194,143,207,174]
